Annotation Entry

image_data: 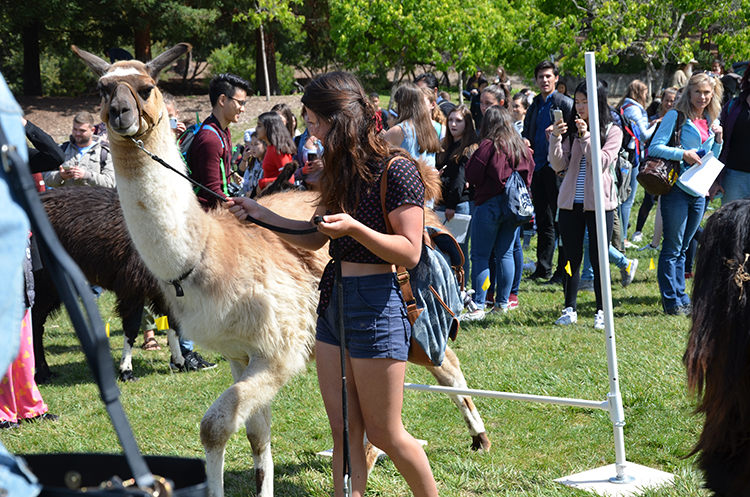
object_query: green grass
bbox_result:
[1,192,720,496]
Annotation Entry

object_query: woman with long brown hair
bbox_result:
[384,82,441,169]
[463,105,533,319]
[227,71,438,497]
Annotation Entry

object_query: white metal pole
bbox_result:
[584,52,632,484]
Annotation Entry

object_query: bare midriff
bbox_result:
[341,262,396,277]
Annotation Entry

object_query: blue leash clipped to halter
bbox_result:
[134,137,353,494]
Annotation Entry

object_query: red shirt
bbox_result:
[188,114,232,210]
[258,145,293,189]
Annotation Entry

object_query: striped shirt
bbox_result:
[574,155,586,203]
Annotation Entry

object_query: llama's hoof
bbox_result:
[119,370,139,382]
[471,433,491,453]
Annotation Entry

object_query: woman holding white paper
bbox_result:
[649,72,724,316]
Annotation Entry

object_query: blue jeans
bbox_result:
[470,196,516,308]
[512,228,522,295]
[581,229,629,281]
[658,186,705,312]
[721,169,750,204]
[0,71,41,497]
[619,168,639,239]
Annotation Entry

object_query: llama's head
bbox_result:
[72,43,191,140]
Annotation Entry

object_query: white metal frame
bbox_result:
[404,53,674,496]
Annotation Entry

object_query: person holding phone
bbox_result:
[522,60,574,284]
[548,81,622,330]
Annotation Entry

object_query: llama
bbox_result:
[684,199,750,496]
[72,43,490,497]
[33,186,183,384]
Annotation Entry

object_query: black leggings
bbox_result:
[558,205,614,312]
[635,193,657,233]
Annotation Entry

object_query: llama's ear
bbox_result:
[145,43,192,80]
[71,45,110,77]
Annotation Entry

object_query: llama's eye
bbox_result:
[98,86,109,100]
[139,87,153,100]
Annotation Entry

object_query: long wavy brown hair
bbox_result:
[300,71,391,213]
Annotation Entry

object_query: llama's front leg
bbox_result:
[245,404,273,497]
[119,305,143,382]
[201,357,293,497]
[425,345,491,452]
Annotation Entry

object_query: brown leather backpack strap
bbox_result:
[380,156,422,325]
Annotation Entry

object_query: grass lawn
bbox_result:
[0,191,719,496]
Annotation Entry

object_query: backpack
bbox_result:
[61,139,109,172]
[178,119,230,196]
[380,158,463,367]
[619,103,643,165]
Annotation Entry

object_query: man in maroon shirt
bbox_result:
[189,73,252,210]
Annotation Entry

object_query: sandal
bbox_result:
[141,331,161,350]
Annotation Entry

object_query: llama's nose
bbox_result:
[108,102,133,129]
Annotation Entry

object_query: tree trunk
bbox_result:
[134,23,152,62]
[181,50,192,92]
[458,70,464,106]
[259,23,271,101]
[255,28,279,96]
[645,60,655,98]
[22,21,42,96]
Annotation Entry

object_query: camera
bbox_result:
[307,153,317,162]
[169,118,178,129]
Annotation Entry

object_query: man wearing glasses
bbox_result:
[189,73,251,210]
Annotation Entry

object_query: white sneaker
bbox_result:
[555,307,578,325]
[631,232,643,243]
[620,258,639,287]
[623,239,639,249]
[460,309,486,322]
[594,310,605,330]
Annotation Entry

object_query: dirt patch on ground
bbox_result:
[17,91,305,146]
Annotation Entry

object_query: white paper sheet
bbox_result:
[678,151,725,197]
[432,211,472,243]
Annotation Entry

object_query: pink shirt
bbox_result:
[693,119,709,143]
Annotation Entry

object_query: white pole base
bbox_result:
[555,463,674,496]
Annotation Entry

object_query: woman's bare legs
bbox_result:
[316,340,438,497]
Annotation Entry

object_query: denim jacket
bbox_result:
[648,109,723,197]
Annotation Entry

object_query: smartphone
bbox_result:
[307,153,318,162]
[169,117,178,129]
[553,109,563,123]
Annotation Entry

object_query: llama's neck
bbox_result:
[110,119,210,282]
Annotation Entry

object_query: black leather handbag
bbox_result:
[2,124,207,497]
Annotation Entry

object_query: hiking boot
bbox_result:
[620,258,639,287]
[594,310,605,330]
[171,351,217,372]
[555,307,578,326]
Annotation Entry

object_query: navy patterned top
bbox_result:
[317,154,425,314]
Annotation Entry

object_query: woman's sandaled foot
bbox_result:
[141,333,161,350]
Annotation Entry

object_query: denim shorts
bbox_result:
[317,272,411,361]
